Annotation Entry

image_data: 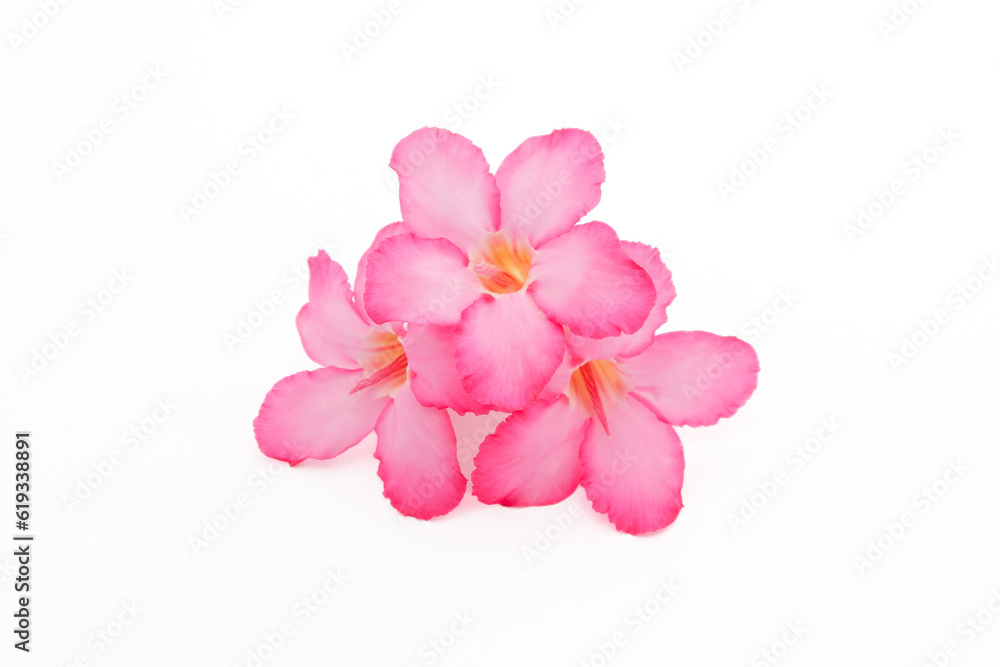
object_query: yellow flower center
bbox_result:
[352,330,407,396]
[471,234,533,294]
[568,360,629,433]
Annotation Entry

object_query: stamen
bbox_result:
[471,235,533,294]
[360,329,406,375]
[471,260,521,293]
[349,352,408,395]
[579,363,609,435]
[568,360,628,433]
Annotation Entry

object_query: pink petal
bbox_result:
[529,222,656,338]
[355,221,405,318]
[580,395,685,535]
[254,367,391,465]
[373,383,466,519]
[295,251,372,370]
[472,397,586,506]
[538,350,578,402]
[362,232,483,326]
[402,324,493,415]
[566,241,676,362]
[455,290,566,412]
[496,129,606,247]
[621,331,760,427]
[390,127,500,253]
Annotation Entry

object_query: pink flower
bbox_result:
[254,224,488,519]
[362,127,657,412]
[471,243,760,535]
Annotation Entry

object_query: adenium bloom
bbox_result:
[472,244,759,534]
[254,224,488,519]
[362,127,657,412]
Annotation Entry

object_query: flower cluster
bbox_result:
[254,127,760,535]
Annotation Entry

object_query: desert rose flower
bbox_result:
[472,243,759,534]
[362,127,657,412]
[254,224,488,519]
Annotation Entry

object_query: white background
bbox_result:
[2,0,999,665]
